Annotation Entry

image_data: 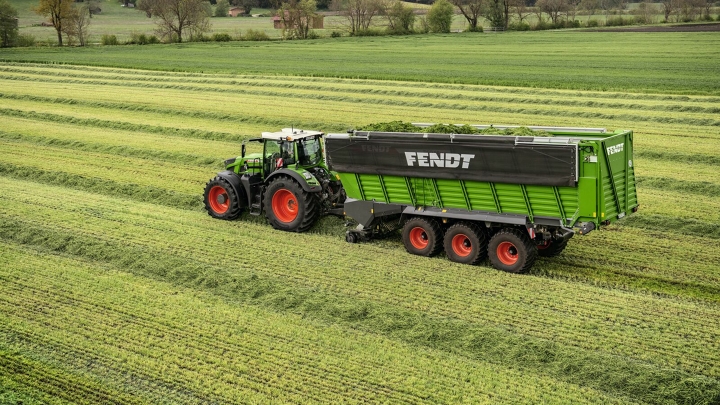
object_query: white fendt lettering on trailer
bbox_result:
[405,152,475,168]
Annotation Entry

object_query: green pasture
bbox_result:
[1,30,720,404]
[2,32,719,95]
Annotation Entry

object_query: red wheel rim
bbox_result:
[451,234,472,257]
[208,186,229,214]
[409,227,429,249]
[272,189,298,223]
[497,241,518,265]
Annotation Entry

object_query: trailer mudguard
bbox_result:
[266,169,322,193]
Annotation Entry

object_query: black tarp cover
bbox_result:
[325,132,578,187]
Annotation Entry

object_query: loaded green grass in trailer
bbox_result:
[325,125,638,273]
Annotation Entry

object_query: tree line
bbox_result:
[0,0,716,47]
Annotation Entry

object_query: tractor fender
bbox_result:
[266,169,322,193]
[216,170,247,207]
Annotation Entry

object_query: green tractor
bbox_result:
[203,128,345,232]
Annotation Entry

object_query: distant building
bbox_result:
[228,7,244,17]
[272,13,324,29]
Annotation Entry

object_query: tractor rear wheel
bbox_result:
[488,228,537,273]
[537,238,569,257]
[443,222,487,265]
[402,217,443,257]
[203,176,242,220]
[264,176,319,232]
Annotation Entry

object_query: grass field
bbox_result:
[1,31,720,404]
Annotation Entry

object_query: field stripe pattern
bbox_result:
[1,61,719,404]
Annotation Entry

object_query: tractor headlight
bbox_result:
[302,172,313,180]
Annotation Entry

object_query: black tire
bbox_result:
[264,176,319,232]
[537,238,569,258]
[443,222,487,265]
[488,228,537,273]
[402,217,443,257]
[345,231,358,243]
[204,176,242,220]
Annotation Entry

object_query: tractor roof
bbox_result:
[261,128,324,141]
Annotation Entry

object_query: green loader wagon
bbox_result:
[325,124,638,273]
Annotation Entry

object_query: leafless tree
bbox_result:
[277,0,317,38]
[579,0,598,17]
[148,0,211,42]
[661,0,677,21]
[341,0,385,34]
[536,0,567,24]
[451,0,483,31]
[509,0,531,23]
[62,4,91,45]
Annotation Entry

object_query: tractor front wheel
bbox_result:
[488,228,537,273]
[203,176,242,220]
[264,176,319,232]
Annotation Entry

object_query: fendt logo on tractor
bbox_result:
[404,152,475,168]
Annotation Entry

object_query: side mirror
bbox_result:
[241,143,246,158]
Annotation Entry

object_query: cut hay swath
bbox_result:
[1,61,719,404]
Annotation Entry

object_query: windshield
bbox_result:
[298,137,322,166]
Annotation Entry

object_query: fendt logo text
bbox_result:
[405,152,475,169]
[606,144,624,155]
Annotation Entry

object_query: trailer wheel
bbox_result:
[264,176,318,232]
[443,222,487,265]
[488,228,537,273]
[537,238,569,258]
[204,176,242,220]
[402,217,443,257]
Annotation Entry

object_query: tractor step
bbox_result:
[249,203,262,216]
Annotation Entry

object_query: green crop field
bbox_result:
[1,32,720,404]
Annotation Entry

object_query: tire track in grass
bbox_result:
[0,216,718,405]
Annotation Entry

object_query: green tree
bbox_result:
[0,0,18,47]
[427,0,454,32]
[215,0,229,16]
[386,0,415,33]
[33,0,74,45]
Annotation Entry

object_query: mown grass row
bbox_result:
[0,242,629,405]
[3,65,720,114]
[8,62,720,102]
[2,177,719,382]
[3,74,720,128]
[0,131,222,168]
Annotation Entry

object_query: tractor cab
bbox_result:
[240,128,325,177]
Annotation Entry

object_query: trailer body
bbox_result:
[325,126,638,272]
